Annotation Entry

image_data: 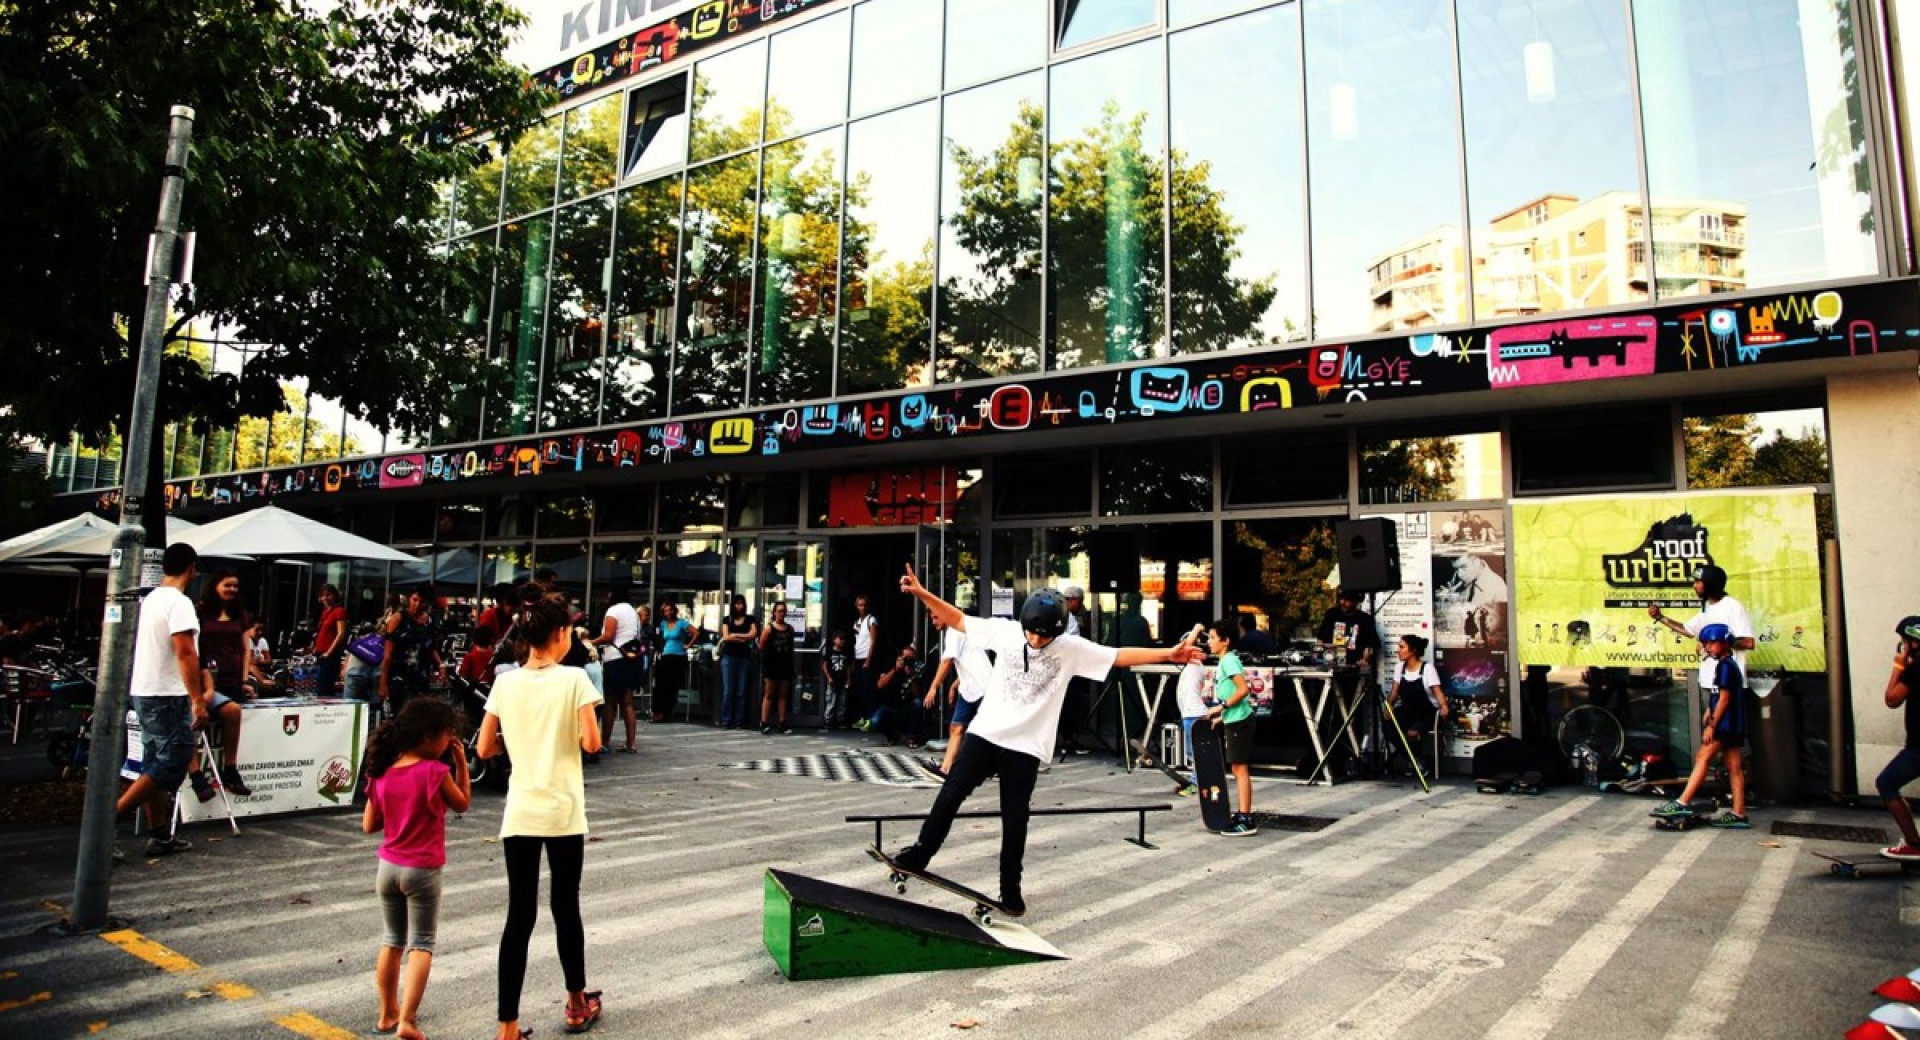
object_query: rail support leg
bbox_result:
[1125,810,1158,850]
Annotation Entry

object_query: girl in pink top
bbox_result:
[363,699,471,1040]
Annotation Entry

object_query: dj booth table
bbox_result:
[1121,664,1351,784]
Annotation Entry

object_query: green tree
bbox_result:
[0,0,545,451]
[1685,414,1761,488]
[1361,437,1463,504]
[1752,427,1831,486]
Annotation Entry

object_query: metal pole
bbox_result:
[69,104,195,932]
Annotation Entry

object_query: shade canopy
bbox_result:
[0,513,116,563]
[24,516,204,562]
[178,504,416,563]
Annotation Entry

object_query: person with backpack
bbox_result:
[1653,623,1751,829]
[362,699,471,1040]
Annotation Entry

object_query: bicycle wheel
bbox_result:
[1557,704,1625,762]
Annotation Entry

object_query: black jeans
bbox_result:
[498,834,586,1023]
[911,733,1040,893]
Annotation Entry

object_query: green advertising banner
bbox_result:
[1511,490,1824,672]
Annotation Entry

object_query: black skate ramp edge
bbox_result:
[773,868,991,946]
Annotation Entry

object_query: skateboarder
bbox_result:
[1206,619,1257,836]
[1647,564,1755,686]
[1873,616,1920,861]
[1653,623,1750,828]
[890,564,1202,914]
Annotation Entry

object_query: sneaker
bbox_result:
[780,725,793,735]
[761,725,773,736]
[1175,784,1198,797]
[1651,799,1695,819]
[999,886,1026,917]
[853,718,871,732]
[1880,842,1920,862]
[1222,814,1258,836]
[889,843,932,873]
[188,770,216,803]
[1708,811,1750,829]
[144,836,192,857]
[111,847,125,865]
[218,767,252,797]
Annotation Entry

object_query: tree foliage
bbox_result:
[0,0,546,448]
[1685,414,1830,489]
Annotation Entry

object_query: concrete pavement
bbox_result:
[0,724,1912,1039]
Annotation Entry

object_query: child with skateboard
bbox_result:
[362,699,472,1040]
[1872,616,1920,861]
[890,564,1202,915]
[822,630,852,731]
[1207,619,1258,836]
[923,614,987,778]
[1653,623,1750,828]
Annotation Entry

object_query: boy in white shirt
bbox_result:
[892,564,1201,915]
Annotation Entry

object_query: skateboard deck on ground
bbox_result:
[1128,737,1191,789]
[1813,850,1920,879]
[867,845,1018,925]
[1476,772,1518,794]
[1650,802,1715,830]
[1189,718,1232,832]
[1511,771,1543,795]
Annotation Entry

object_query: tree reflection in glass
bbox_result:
[840,103,937,395]
[936,74,1044,381]
[753,130,842,406]
[539,195,615,432]
[675,153,758,414]
[604,175,680,425]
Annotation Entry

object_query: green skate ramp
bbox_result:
[763,868,1066,980]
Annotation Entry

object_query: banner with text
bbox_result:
[1511,490,1825,672]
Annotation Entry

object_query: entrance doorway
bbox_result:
[828,532,916,661]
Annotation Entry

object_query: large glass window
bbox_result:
[1513,405,1674,493]
[840,103,938,395]
[660,477,728,532]
[936,73,1045,382]
[502,117,563,221]
[489,217,552,437]
[994,451,1092,519]
[1055,0,1155,50]
[1169,6,1306,350]
[539,195,615,432]
[1685,399,1832,489]
[1224,429,1348,505]
[559,93,621,203]
[1305,0,1466,336]
[1171,0,1270,29]
[767,11,849,141]
[1048,40,1166,370]
[1459,0,1644,322]
[675,154,760,414]
[1100,442,1212,517]
[453,143,503,237]
[1359,425,1504,505]
[605,176,681,423]
[596,487,655,534]
[1633,0,1876,295]
[946,0,1045,89]
[850,0,941,117]
[625,74,691,181]
[754,130,843,406]
[436,234,493,444]
[690,41,768,162]
[1226,517,1340,641]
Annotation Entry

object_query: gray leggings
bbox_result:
[376,860,443,952]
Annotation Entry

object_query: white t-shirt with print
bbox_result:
[132,585,199,698]
[601,602,639,663]
[1174,660,1209,719]
[941,627,990,703]
[1685,595,1754,687]
[487,663,603,838]
[964,616,1117,762]
[853,614,877,661]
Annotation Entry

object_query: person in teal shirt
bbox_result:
[1207,619,1257,836]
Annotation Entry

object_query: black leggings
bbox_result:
[911,733,1040,890]
[498,834,586,1023]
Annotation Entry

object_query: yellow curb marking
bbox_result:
[100,930,197,974]
[0,992,52,1013]
[86,1022,108,1033]
[211,981,257,1001]
[274,1010,359,1040]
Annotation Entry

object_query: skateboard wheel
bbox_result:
[895,882,908,894]
[1830,864,1844,876]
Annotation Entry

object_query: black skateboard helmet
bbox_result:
[1898,616,1920,643]
[1693,564,1728,599]
[1019,589,1070,640]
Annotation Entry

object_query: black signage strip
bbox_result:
[533,0,841,101]
[100,279,1920,513]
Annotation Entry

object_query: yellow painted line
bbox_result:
[100,930,198,973]
[274,1010,358,1040]
[211,981,257,1001]
[0,992,51,1013]
[86,1022,108,1034]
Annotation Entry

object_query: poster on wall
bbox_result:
[1510,489,1826,673]
[1359,512,1434,676]
[1428,509,1513,756]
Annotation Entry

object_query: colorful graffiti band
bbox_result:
[532,0,840,100]
[102,279,1920,514]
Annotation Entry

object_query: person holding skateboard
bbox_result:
[890,564,1202,915]
[1206,619,1258,836]
[1872,616,1920,861]
[1653,623,1750,828]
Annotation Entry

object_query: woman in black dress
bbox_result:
[757,602,796,735]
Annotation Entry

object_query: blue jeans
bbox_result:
[1877,746,1920,801]
[719,654,752,726]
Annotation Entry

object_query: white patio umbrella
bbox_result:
[0,513,115,564]
[178,504,417,563]
[18,516,204,562]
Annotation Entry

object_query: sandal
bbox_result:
[563,991,602,1034]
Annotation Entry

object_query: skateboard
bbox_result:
[867,845,1018,926]
[1129,736,1192,791]
[1511,771,1543,795]
[1814,850,1920,879]
[1189,717,1232,832]
[1476,772,1518,794]
[1650,802,1715,830]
